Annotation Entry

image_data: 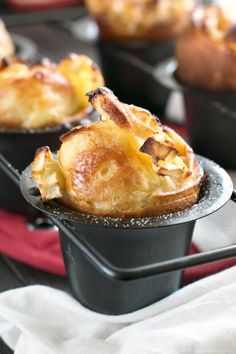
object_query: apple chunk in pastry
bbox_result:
[32,88,203,217]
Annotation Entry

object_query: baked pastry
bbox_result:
[86,0,196,42]
[176,4,236,90]
[0,54,104,128]
[0,18,14,61]
[32,87,203,217]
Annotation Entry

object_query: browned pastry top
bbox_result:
[0,54,104,128]
[176,5,236,90]
[86,0,197,42]
[32,87,203,217]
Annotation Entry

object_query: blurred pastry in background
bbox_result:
[85,0,197,42]
[0,54,104,128]
[32,87,203,217]
[176,4,236,90]
[85,0,197,117]
[0,18,14,61]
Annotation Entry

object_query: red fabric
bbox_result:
[0,209,235,282]
[0,209,66,276]
[7,0,82,11]
[183,244,236,285]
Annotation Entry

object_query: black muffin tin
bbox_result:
[97,40,174,115]
[155,58,236,169]
[0,125,70,215]
[0,114,93,215]
[8,154,234,315]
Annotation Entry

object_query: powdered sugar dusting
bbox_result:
[20,156,233,229]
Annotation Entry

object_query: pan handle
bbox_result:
[59,219,236,281]
[0,153,236,281]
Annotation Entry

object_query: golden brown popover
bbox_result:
[0,19,14,61]
[176,4,236,90]
[32,87,203,217]
[86,0,197,42]
[0,54,104,128]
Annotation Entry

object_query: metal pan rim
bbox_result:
[0,108,93,135]
[20,155,233,229]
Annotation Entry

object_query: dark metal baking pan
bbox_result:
[155,58,236,169]
[1,153,235,314]
[0,118,91,215]
[7,154,234,314]
[97,40,174,115]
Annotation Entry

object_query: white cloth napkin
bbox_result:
[0,265,236,354]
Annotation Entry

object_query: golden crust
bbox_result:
[176,5,236,90]
[86,0,196,42]
[0,19,14,60]
[32,87,203,217]
[0,54,104,128]
[86,87,161,139]
[57,54,104,111]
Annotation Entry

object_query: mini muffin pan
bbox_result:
[0,153,235,314]
[10,154,235,314]
[155,57,236,169]
[0,113,93,216]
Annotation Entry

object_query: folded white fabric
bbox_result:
[0,266,236,354]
